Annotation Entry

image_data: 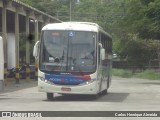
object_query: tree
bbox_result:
[118,0,160,39]
[19,0,160,68]
[115,0,160,68]
[19,0,33,5]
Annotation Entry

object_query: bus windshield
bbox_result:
[40,30,97,74]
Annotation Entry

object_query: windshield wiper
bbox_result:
[58,49,66,71]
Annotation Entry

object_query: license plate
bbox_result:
[61,87,71,91]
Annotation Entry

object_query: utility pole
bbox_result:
[70,0,72,21]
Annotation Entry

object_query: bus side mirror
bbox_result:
[33,41,40,61]
[101,48,105,60]
[99,43,105,60]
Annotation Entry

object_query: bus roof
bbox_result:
[42,22,99,31]
[42,22,112,38]
[43,22,95,31]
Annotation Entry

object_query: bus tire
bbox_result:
[107,75,111,88]
[92,93,100,99]
[47,93,54,100]
[102,89,108,95]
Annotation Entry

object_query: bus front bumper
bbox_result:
[38,79,98,95]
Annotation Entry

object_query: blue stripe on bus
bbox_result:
[45,74,88,85]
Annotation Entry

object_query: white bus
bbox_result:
[33,22,112,100]
[0,36,4,92]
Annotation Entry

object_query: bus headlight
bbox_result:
[38,76,45,81]
[47,80,54,85]
[38,76,54,85]
[79,78,96,85]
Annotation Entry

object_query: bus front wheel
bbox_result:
[91,93,100,99]
[102,89,108,95]
[46,93,54,100]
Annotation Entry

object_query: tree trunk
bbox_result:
[158,50,160,69]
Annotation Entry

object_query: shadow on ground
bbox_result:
[1,79,37,93]
[43,92,129,102]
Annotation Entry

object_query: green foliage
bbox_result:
[19,0,33,5]
[112,69,133,78]
[119,0,160,39]
[114,0,160,68]
[19,0,70,20]
[118,35,158,69]
[133,70,160,80]
[18,0,160,68]
[112,69,160,80]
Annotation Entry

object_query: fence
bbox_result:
[112,60,160,72]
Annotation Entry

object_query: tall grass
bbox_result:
[133,70,160,80]
[112,69,160,80]
[112,69,133,78]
